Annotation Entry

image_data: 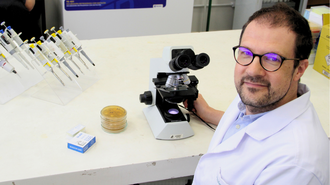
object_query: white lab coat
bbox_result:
[193,84,329,185]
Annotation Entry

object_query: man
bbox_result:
[190,3,329,185]
[0,0,42,40]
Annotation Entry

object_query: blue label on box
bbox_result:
[65,0,167,11]
[68,143,84,153]
[67,132,96,153]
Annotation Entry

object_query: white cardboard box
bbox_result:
[67,132,96,153]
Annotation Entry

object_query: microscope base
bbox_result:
[143,105,194,140]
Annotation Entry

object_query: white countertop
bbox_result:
[0,30,328,185]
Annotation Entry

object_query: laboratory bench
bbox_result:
[0,30,328,185]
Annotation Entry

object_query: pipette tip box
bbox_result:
[67,132,96,153]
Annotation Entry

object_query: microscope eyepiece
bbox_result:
[188,53,210,70]
[195,53,210,67]
[169,54,191,71]
[169,49,210,71]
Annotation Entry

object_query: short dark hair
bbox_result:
[239,3,313,68]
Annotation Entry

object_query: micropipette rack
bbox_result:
[0,43,99,105]
[0,46,43,104]
[30,51,99,105]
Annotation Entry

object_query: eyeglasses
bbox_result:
[232,46,301,72]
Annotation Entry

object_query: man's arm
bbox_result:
[24,0,35,11]
[184,94,224,126]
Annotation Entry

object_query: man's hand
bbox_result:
[184,94,224,126]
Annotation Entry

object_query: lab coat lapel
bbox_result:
[207,96,241,153]
[213,127,246,153]
[207,84,311,153]
[246,86,311,141]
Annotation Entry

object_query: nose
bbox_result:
[245,56,266,76]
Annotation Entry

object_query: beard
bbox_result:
[236,75,290,114]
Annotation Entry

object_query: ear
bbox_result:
[293,59,309,81]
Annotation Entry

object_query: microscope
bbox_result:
[140,46,210,140]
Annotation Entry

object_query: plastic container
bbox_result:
[100,105,127,133]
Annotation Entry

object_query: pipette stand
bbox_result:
[30,53,99,105]
[0,50,43,105]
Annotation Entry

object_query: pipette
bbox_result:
[0,31,29,69]
[29,44,65,86]
[0,53,17,74]
[44,29,84,74]
[0,29,34,68]
[39,36,79,78]
[1,22,37,63]
[30,37,72,81]
[22,39,40,66]
[0,30,34,69]
[59,26,95,66]
[50,27,89,69]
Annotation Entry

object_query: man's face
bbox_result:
[234,21,301,115]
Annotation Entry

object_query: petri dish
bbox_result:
[100,105,127,133]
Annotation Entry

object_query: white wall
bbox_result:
[44,0,309,38]
[192,0,235,32]
[45,0,236,38]
[53,0,193,40]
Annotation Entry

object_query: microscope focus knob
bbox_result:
[140,91,152,105]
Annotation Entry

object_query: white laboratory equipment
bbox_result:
[140,46,210,140]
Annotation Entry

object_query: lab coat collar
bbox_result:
[208,96,241,152]
[208,83,310,153]
[214,126,247,152]
[246,83,311,141]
